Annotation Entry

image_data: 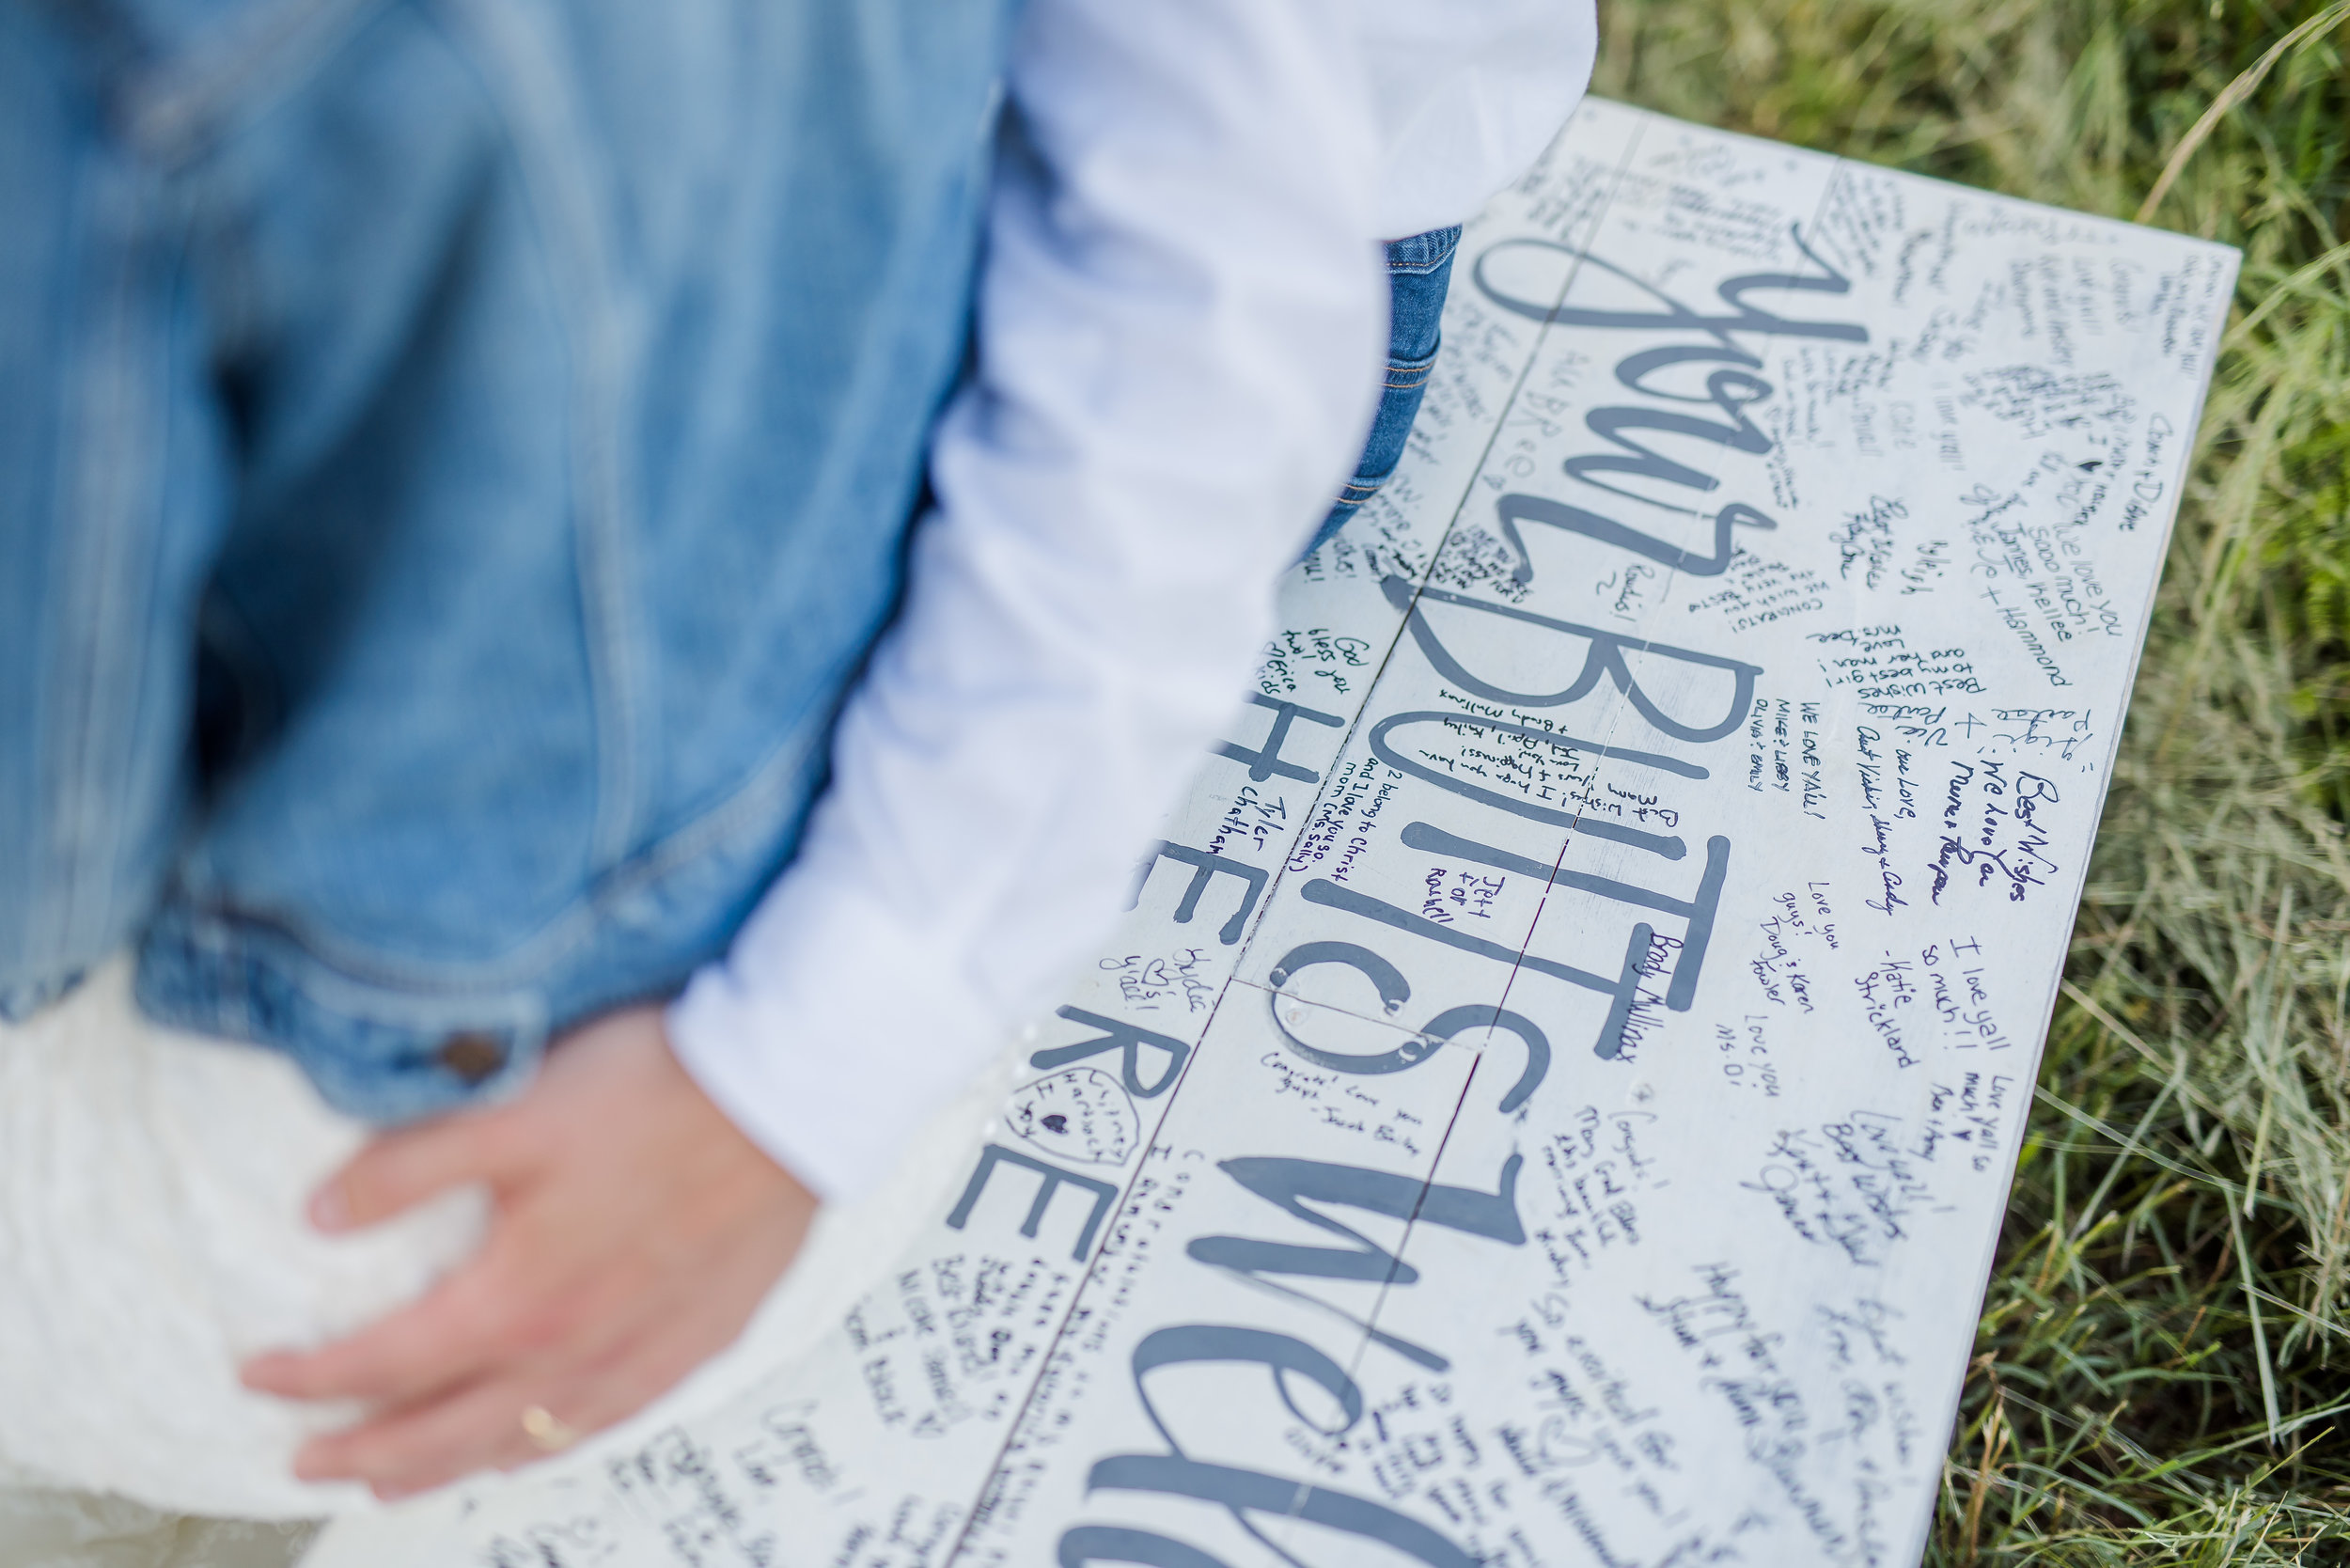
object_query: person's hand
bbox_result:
[240,1005,816,1499]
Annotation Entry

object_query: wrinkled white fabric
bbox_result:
[0,962,483,1519]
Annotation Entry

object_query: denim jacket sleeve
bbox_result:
[665,0,1389,1200]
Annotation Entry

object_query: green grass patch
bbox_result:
[1593,0,2350,1558]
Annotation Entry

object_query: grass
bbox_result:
[1592,0,2350,1558]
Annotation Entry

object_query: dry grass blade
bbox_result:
[2136,0,2350,224]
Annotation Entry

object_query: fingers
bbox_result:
[291,1371,521,1496]
[243,1229,541,1405]
[245,1006,822,1499]
[316,1106,531,1233]
[293,1299,735,1498]
[243,1185,667,1407]
[296,1368,587,1498]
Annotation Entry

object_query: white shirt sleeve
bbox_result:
[666,0,1388,1202]
[1358,0,1599,239]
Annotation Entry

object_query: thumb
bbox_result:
[314,1106,527,1232]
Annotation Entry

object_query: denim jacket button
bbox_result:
[436,1031,507,1084]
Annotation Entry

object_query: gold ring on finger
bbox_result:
[520,1403,581,1454]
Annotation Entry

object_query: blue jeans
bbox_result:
[1306,225,1460,555]
[0,0,1020,1121]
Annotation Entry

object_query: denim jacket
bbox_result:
[0,0,1022,1118]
